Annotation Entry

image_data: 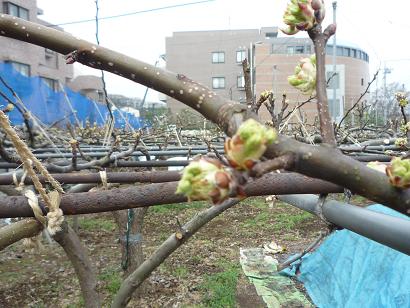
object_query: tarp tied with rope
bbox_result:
[0,62,145,129]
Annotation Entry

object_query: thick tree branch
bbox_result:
[111,198,240,308]
[0,173,343,218]
[0,218,42,250]
[308,25,336,146]
[1,16,410,214]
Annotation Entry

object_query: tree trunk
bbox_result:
[113,208,147,278]
[53,221,101,308]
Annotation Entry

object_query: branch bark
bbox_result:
[53,221,101,308]
[111,198,240,308]
[0,218,42,250]
[0,16,409,215]
[308,25,336,145]
[0,173,343,218]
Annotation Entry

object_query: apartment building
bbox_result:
[165,27,370,123]
[0,0,73,89]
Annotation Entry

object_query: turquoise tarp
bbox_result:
[282,205,410,308]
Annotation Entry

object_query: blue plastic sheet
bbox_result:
[0,62,144,128]
[281,205,410,308]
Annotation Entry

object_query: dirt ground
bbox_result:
[0,194,370,307]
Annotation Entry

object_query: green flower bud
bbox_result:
[386,157,410,189]
[395,137,408,149]
[395,92,408,107]
[260,90,274,100]
[281,0,316,35]
[288,55,316,94]
[176,156,233,204]
[225,119,277,170]
[400,122,410,133]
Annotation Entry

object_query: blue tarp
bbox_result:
[0,62,144,128]
[282,205,410,308]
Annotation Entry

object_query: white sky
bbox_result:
[36,0,410,101]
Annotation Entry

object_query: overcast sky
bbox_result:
[36,0,410,101]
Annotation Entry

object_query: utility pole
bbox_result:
[383,64,392,123]
[332,1,337,121]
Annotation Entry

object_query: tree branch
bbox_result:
[1,16,410,215]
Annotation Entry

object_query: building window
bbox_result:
[287,46,304,54]
[352,49,357,58]
[45,48,55,57]
[336,46,343,56]
[7,61,30,77]
[343,47,350,57]
[212,77,225,89]
[4,2,29,20]
[265,32,277,39]
[97,90,104,102]
[41,77,59,92]
[237,76,245,88]
[329,98,341,118]
[361,78,364,86]
[212,52,225,63]
[326,71,340,89]
[305,45,312,54]
[236,50,247,63]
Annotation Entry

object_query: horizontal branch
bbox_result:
[0,15,409,214]
[0,218,42,250]
[0,170,180,185]
[0,173,342,218]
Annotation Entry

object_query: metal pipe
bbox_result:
[0,155,390,171]
[30,145,224,153]
[279,194,410,256]
[0,160,191,170]
[0,170,181,185]
[0,173,343,218]
[7,149,225,159]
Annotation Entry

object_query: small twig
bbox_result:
[0,88,34,146]
[336,71,379,134]
[242,58,253,106]
[277,231,327,272]
[250,153,295,177]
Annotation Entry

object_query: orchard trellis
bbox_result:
[1,1,410,307]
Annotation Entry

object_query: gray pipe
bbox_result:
[278,194,410,256]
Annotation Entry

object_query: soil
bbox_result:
[0,194,370,307]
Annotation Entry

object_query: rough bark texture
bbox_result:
[308,25,336,146]
[111,198,240,308]
[0,218,42,250]
[113,208,147,278]
[1,15,406,215]
[53,221,101,308]
[0,173,343,218]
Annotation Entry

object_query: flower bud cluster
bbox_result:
[225,119,277,170]
[288,55,316,94]
[386,157,410,189]
[395,137,408,149]
[282,0,325,35]
[395,92,408,107]
[176,156,233,204]
[176,119,277,204]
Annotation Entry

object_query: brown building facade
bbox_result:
[0,0,73,89]
[255,37,370,122]
[165,27,370,123]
